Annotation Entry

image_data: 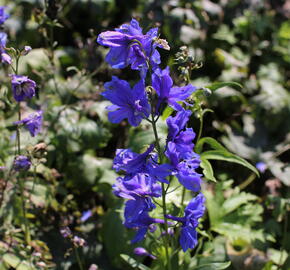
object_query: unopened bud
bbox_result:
[134,247,157,260]
[22,46,32,55]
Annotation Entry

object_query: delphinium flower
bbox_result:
[166,193,205,251]
[0,6,9,25]
[124,197,166,243]
[0,32,11,64]
[165,110,202,191]
[113,145,172,183]
[97,19,166,77]
[13,155,31,171]
[11,75,36,102]
[152,67,196,112]
[14,110,43,137]
[102,76,150,126]
[113,173,165,242]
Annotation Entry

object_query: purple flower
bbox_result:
[256,162,266,173]
[14,110,43,137]
[113,145,172,183]
[175,157,202,192]
[113,145,154,174]
[60,227,72,238]
[167,109,192,142]
[164,110,202,191]
[22,46,32,55]
[102,76,150,126]
[11,75,36,102]
[97,19,163,77]
[134,247,156,259]
[124,197,165,243]
[152,67,196,111]
[113,173,162,200]
[0,32,11,64]
[0,6,9,25]
[166,193,205,252]
[80,210,92,222]
[13,155,31,171]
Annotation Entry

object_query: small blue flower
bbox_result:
[256,162,267,173]
[97,19,163,77]
[14,110,43,137]
[113,145,154,174]
[102,76,150,126]
[0,6,9,25]
[80,210,92,222]
[113,145,172,183]
[124,197,165,243]
[13,155,31,171]
[11,75,36,102]
[113,173,162,200]
[0,32,11,64]
[152,67,196,111]
[166,193,205,252]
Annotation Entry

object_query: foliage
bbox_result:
[0,0,289,269]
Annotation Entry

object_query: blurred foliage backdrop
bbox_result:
[0,0,289,269]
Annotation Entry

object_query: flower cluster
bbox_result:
[0,7,43,171]
[98,19,205,253]
[0,6,11,64]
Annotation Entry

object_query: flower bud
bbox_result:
[13,156,31,171]
[73,236,86,247]
[134,247,156,260]
[22,46,32,55]
[60,227,72,238]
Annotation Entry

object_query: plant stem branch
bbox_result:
[150,107,171,270]
[74,246,84,270]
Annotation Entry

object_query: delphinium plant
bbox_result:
[0,5,50,268]
[97,19,260,270]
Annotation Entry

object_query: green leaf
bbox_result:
[200,158,217,182]
[201,150,259,176]
[162,106,174,120]
[195,137,228,154]
[282,255,290,270]
[205,82,242,91]
[222,191,257,214]
[194,261,231,270]
[120,254,151,270]
[2,254,33,270]
[3,254,20,268]
[102,209,129,264]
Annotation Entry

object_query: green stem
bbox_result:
[180,186,186,208]
[15,60,31,245]
[19,173,31,244]
[238,173,256,190]
[150,110,171,270]
[74,246,84,270]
